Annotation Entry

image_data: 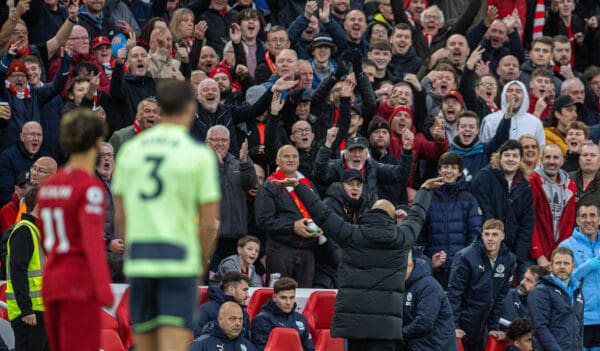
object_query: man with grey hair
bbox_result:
[109,97,161,155]
[205,125,257,276]
[560,77,599,127]
[529,144,577,270]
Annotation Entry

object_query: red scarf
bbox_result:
[487,103,499,113]
[265,51,276,73]
[267,169,312,219]
[133,120,142,134]
[5,80,30,99]
[566,24,575,66]
[532,0,545,40]
[257,122,266,145]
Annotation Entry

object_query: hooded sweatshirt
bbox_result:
[529,166,576,260]
[480,80,546,148]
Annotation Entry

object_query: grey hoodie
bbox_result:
[533,166,573,241]
[479,80,545,148]
[210,254,263,287]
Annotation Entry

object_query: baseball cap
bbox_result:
[341,169,364,183]
[552,95,575,113]
[346,136,369,150]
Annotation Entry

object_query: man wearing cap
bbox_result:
[0,122,44,207]
[314,132,413,200]
[308,33,338,88]
[209,66,243,106]
[315,168,376,288]
[440,91,465,141]
[91,35,116,77]
[544,95,578,155]
[0,53,71,153]
[109,97,161,155]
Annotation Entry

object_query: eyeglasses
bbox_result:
[69,36,90,41]
[293,128,312,135]
[12,30,28,36]
[22,132,42,138]
[268,38,288,43]
[30,166,50,174]
[99,152,114,158]
[479,82,497,88]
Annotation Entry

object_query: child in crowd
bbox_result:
[211,235,263,287]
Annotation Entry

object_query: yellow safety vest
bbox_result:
[6,218,44,321]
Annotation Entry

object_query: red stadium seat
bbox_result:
[302,291,337,346]
[264,327,304,351]
[457,338,464,351]
[484,335,513,351]
[100,329,126,351]
[247,288,273,322]
[314,329,344,351]
[115,288,133,349]
[197,286,209,306]
[101,309,118,331]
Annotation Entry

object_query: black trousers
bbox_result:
[266,240,314,288]
[347,339,399,351]
[11,311,48,351]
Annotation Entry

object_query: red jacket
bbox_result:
[0,193,19,233]
[529,169,577,260]
[488,0,527,33]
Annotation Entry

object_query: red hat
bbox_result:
[443,91,465,107]
[91,36,111,50]
[6,59,27,77]
[209,66,232,82]
[389,105,416,133]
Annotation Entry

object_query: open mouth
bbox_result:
[439,84,449,95]
[461,133,473,143]
[205,95,217,103]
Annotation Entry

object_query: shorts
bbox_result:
[129,276,197,333]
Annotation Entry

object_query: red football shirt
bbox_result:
[38,167,113,306]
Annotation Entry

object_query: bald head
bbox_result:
[372,199,395,218]
[218,302,243,340]
[30,156,57,185]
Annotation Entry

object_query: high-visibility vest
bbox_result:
[6,218,44,321]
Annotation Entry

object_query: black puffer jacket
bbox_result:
[295,184,432,340]
[109,63,156,131]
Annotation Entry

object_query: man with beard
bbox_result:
[559,203,600,351]
[424,34,470,76]
[500,265,548,327]
[0,122,45,206]
[440,91,464,141]
[519,37,562,94]
[209,66,243,106]
[551,35,578,81]
[480,81,546,149]
[529,145,577,270]
[109,97,160,155]
[448,111,510,183]
[313,133,413,199]
[388,23,423,81]
[569,143,600,206]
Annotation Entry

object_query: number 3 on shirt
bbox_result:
[140,156,165,200]
[41,208,70,253]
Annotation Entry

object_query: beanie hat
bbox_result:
[6,59,27,77]
[367,115,391,139]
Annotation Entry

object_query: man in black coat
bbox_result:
[272,175,443,351]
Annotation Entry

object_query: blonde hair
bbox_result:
[169,8,194,41]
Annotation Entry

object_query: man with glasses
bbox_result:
[0,122,44,207]
[205,125,257,276]
[255,26,290,84]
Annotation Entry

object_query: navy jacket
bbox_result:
[470,166,534,264]
[447,240,516,345]
[499,288,530,328]
[195,285,251,340]
[190,320,256,351]
[418,177,482,268]
[0,142,38,206]
[295,185,432,340]
[403,258,457,351]
[528,275,584,351]
[251,298,314,351]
